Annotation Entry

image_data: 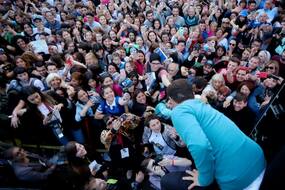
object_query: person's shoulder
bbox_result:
[172,99,198,112]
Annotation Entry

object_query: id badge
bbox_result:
[120,148,129,159]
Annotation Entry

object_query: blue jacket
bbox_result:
[171,99,266,190]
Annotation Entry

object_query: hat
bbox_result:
[222,18,230,23]
[239,10,248,17]
[33,16,42,22]
[205,60,214,67]
[41,7,50,13]
[149,53,161,63]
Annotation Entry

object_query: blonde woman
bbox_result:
[202,73,226,103]
[258,50,271,70]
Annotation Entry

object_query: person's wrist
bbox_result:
[172,159,175,166]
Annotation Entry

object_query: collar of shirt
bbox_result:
[106,98,116,110]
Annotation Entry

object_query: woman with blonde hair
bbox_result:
[85,52,100,72]
[258,50,271,70]
[202,73,226,103]
[264,60,280,76]
[46,73,66,90]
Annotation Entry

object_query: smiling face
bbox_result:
[227,61,238,72]
[75,143,87,158]
[265,63,276,75]
[15,58,27,68]
[50,77,61,89]
[136,92,146,104]
[240,85,251,97]
[150,60,161,72]
[242,50,250,60]
[77,89,89,103]
[212,80,223,90]
[103,87,115,102]
[236,69,247,82]
[107,65,117,75]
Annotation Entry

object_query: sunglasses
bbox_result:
[230,43,236,46]
[266,66,275,70]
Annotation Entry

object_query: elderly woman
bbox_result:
[202,73,226,103]
[46,73,66,91]
[258,50,271,70]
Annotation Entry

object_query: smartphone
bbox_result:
[178,27,184,36]
[257,72,268,79]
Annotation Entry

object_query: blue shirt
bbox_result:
[171,99,266,190]
[96,97,125,116]
[44,20,61,32]
[75,102,94,122]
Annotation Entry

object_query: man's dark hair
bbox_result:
[146,10,153,16]
[144,114,160,127]
[46,61,58,68]
[35,62,45,68]
[229,57,240,65]
[167,79,194,103]
[14,67,28,75]
[248,0,256,4]
[192,76,208,91]
[234,92,248,102]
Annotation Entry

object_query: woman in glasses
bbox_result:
[264,60,279,76]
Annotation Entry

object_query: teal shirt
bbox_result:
[171,99,266,190]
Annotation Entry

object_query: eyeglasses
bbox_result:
[266,66,275,70]
[230,43,236,46]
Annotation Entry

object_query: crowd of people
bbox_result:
[0,0,285,189]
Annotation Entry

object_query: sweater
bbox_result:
[171,99,266,190]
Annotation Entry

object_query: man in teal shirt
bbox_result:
[167,79,266,190]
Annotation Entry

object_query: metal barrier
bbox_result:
[250,82,285,141]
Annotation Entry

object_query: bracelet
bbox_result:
[172,159,175,166]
